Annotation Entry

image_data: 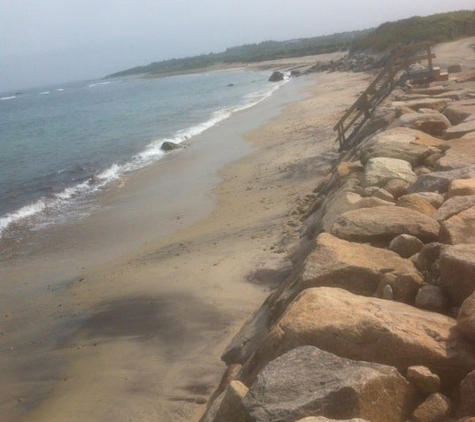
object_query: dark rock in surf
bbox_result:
[269,71,284,82]
[161,141,181,152]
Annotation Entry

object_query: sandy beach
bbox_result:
[0,69,370,422]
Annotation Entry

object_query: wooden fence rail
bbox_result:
[334,42,435,150]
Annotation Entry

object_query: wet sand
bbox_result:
[0,71,369,422]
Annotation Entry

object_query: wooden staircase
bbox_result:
[333,42,437,151]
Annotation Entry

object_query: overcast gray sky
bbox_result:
[1,1,474,91]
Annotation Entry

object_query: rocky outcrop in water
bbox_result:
[160,141,181,151]
[268,71,284,82]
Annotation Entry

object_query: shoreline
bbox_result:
[0,69,279,250]
[0,75,296,271]
[0,71,370,422]
[138,51,347,80]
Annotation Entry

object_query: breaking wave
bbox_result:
[0,74,288,239]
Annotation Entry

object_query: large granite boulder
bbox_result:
[408,165,475,194]
[415,192,445,208]
[444,119,475,140]
[321,189,393,232]
[362,157,417,187]
[242,346,418,422]
[389,234,424,258]
[222,233,420,366]
[396,194,437,216]
[408,128,450,149]
[437,136,475,171]
[270,233,421,316]
[384,178,410,198]
[443,105,472,125]
[389,112,451,137]
[362,127,448,150]
[361,186,395,202]
[434,196,475,222]
[357,135,433,166]
[449,179,475,197]
[241,288,475,390]
[410,393,452,422]
[434,89,469,100]
[406,365,441,395]
[330,206,440,244]
[439,205,475,244]
[302,179,360,237]
[415,285,449,313]
[203,380,249,422]
[457,293,475,341]
[408,87,451,96]
[439,244,475,306]
[459,370,475,417]
[392,98,451,113]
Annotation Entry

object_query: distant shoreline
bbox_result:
[118,51,348,81]
[140,63,248,79]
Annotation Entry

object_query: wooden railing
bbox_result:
[333,42,435,150]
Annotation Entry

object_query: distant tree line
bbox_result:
[106,30,370,78]
[352,10,475,52]
[106,10,475,79]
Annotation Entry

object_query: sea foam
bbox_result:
[0,200,46,235]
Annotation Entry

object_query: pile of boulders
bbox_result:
[200,77,475,422]
[307,53,376,74]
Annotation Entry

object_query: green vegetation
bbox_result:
[106,10,475,79]
[106,30,369,78]
[352,10,475,52]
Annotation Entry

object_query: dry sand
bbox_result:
[432,36,475,73]
[1,70,370,422]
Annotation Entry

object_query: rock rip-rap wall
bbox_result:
[201,74,475,422]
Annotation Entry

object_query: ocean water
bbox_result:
[0,70,286,242]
